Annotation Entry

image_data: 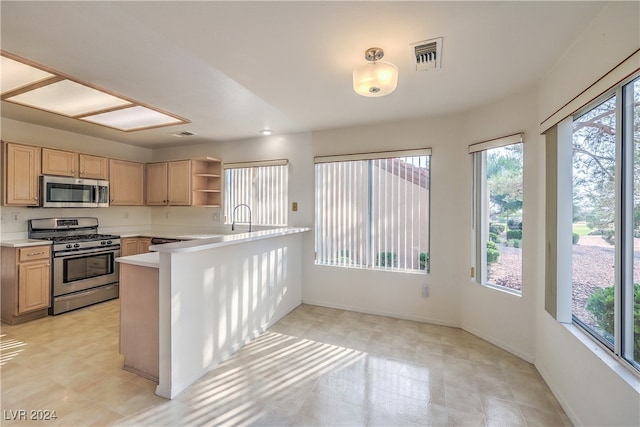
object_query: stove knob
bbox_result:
[73,243,80,248]
[107,240,112,245]
[101,241,106,245]
[66,244,72,249]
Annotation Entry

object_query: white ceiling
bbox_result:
[1,1,606,148]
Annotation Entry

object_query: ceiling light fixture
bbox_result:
[353,47,398,97]
[0,51,190,132]
[259,129,273,136]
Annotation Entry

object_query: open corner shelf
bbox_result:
[191,157,222,207]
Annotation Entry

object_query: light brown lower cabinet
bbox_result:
[1,245,51,325]
[120,237,152,257]
[119,263,159,381]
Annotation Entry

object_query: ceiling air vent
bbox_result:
[410,37,443,71]
[171,131,196,137]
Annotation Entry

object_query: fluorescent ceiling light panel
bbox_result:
[6,79,132,116]
[81,105,183,131]
[1,51,189,132]
[1,56,55,94]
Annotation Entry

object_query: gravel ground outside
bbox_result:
[488,235,639,333]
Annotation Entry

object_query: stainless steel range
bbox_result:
[28,217,120,315]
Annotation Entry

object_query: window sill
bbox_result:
[314,262,428,275]
[471,280,522,297]
[563,322,640,391]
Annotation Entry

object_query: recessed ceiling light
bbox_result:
[259,129,273,136]
[0,51,190,132]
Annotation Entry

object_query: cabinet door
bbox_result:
[146,162,168,205]
[42,148,77,177]
[79,154,108,179]
[109,159,144,206]
[121,238,140,257]
[138,238,152,254]
[167,160,191,206]
[4,143,41,206]
[18,261,50,314]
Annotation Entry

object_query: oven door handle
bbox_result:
[54,246,120,257]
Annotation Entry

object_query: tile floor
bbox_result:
[1,300,572,426]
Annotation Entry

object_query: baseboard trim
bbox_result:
[461,325,534,363]
[301,298,460,329]
[535,361,581,427]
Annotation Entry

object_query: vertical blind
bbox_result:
[315,150,431,271]
[224,160,288,226]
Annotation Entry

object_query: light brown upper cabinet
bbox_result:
[3,141,41,206]
[146,160,191,206]
[42,148,77,177]
[42,148,108,180]
[79,154,109,179]
[109,159,144,206]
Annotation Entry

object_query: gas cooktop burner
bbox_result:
[47,234,119,242]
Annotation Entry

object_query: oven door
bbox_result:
[53,247,120,297]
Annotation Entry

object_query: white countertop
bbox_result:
[116,251,159,268]
[116,227,310,267]
[148,227,311,254]
[1,226,310,250]
[0,239,53,248]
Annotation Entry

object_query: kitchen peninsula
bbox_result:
[116,227,310,399]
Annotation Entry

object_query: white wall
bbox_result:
[304,115,466,327]
[1,117,152,161]
[156,232,305,398]
[457,85,540,362]
[535,2,640,426]
[304,86,541,357]
[537,1,640,122]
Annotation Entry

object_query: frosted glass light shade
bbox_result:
[353,61,398,97]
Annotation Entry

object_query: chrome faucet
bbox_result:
[231,203,252,232]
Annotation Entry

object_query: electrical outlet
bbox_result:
[421,283,429,298]
[292,202,298,212]
[213,213,220,221]
[11,212,20,223]
[124,211,129,219]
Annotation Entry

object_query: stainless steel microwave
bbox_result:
[40,176,109,208]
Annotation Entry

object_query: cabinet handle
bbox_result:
[27,251,46,256]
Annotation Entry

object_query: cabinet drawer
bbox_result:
[18,246,51,262]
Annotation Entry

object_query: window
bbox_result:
[471,134,524,294]
[224,160,288,227]
[315,150,430,272]
[570,76,639,370]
